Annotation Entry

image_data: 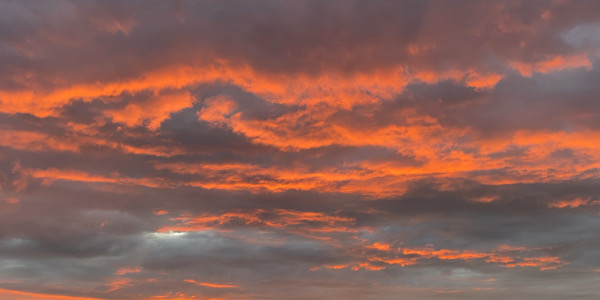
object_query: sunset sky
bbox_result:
[1,1,600,299]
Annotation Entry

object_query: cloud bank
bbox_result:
[1,1,600,299]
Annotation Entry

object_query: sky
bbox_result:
[1,0,600,299]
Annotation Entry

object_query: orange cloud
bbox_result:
[321,264,351,270]
[116,266,142,275]
[368,257,418,267]
[321,243,568,272]
[183,279,238,289]
[0,288,101,300]
[504,256,564,271]
[464,72,503,90]
[366,242,392,251]
[399,245,565,270]
[197,95,238,125]
[5,58,599,200]
[148,125,600,196]
[350,263,386,271]
[158,209,355,234]
[510,54,592,77]
[0,63,403,118]
[107,278,133,292]
[106,90,194,130]
[470,195,500,203]
[0,130,79,153]
[0,125,188,157]
[21,167,168,189]
[4,197,19,204]
[548,197,593,208]
[154,161,390,195]
[0,65,217,117]
[12,122,600,199]
[0,57,513,123]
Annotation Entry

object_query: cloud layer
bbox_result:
[1,1,600,299]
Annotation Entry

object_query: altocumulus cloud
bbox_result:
[1,1,600,299]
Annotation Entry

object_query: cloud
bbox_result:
[1,0,600,299]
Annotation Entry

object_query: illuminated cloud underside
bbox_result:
[1,1,600,299]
